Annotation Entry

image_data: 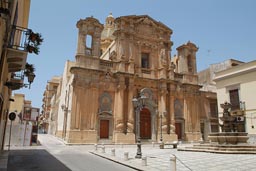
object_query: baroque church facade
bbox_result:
[54,14,216,144]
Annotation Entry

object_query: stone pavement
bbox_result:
[91,143,256,171]
[1,134,256,171]
[0,151,8,171]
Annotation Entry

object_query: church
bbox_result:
[53,14,217,144]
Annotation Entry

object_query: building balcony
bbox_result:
[5,72,25,90]
[5,70,35,90]
[6,25,31,72]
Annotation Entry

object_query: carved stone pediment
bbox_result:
[135,17,157,27]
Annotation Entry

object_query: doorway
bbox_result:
[100,120,109,139]
[140,108,151,139]
[175,123,182,140]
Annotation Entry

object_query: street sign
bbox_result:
[9,112,16,121]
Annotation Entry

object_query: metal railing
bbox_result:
[8,25,31,52]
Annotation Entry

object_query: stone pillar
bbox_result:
[113,80,125,142]
[114,86,125,132]
[183,97,190,140]
[92,34,101,57]
[170,96,175,133]
[76,31,85,55]
[127,82,135,133]
[158,87,177,142]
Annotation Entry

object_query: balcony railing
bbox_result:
[8,25,31,51]
[5,71,25,90]
[6,25,32,72]
[100,60,113,68]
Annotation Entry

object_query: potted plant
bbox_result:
[26,45,40,55]
[24,63,35,77]
[26,30,43,55]
[28,32,43,45]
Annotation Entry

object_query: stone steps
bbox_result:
[178,144,256,154]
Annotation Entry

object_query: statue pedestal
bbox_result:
[113,132,135,144]
[158,133,178,143]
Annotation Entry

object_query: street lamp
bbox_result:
[132,93,147,159]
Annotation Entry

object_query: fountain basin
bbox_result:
[208,132,249,144]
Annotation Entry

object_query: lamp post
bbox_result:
[160,113,163,142]
[27,72,36,89]
[132,93,147,159]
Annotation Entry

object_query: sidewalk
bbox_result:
[90,143,256,171]
[0,151,8,171]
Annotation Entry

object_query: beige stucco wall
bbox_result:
[215,61,256,136]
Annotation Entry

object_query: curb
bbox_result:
[90,151,144,171]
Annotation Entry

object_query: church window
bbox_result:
[141,53,149,68]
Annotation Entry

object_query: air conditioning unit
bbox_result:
[231,110,245,116]
[236,116,245,122]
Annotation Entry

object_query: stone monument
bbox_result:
[208,101,249,144]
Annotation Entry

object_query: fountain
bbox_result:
[178,101,256,154]
[208,101,249,144]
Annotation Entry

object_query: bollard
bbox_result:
[95,144,98,151]
[152,142,155,147]
[170,154,176,171]
[159,142,164,149]
[142,157,147,166]
[102,145,105,153]
[111,148,115,157]
[124,152,129,161]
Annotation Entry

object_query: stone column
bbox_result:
[170,96,175,133]
[113,81,135,143]
[127,81,135,133]
[114,84,125,132]
[76,31,85,55]
[183,97,190,140]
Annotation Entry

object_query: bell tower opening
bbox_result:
[85,35,92,55]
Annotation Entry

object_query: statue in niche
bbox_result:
[160,48,166,66]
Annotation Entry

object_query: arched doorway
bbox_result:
[140,108,151,139]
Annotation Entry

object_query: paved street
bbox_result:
[5,134,256,171]
[7,135,135,171]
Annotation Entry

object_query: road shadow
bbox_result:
[8,149,71,171]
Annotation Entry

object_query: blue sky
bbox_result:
[15,0,256,109]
